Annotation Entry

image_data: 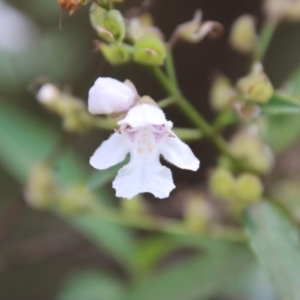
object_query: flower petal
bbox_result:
[89,132,129,170]
[112,154,175,199]
[160,133,200,171]
[118,104,169,128]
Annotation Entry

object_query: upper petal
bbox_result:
[118,104,170,128]
[160,133,200,171]
[89,132,129,170]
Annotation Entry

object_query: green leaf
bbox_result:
[126,244,252,300]
[0,101,135,268]
[57,270,125,300]
[261,93,300,115]
[86,160,128,192]
[245,201,300,300]
[264,68,300,153]
[0,101,87,184]
[284,66,300,96]
[264,114,300,153]
[69,215,135,267]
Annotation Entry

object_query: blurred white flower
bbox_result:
[0,0,38,53]
[88,77,137,115]
[36,83,60,104]
[90,103,200,199]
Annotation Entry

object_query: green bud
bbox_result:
[100,43,133,65]
[209,75,236,111]
[237,63,273,104]
[95,0,123,10]
[229,15,257,54]
[25,163,59,210]
[57,186,94,215]
[209,168,235,201]
[133,35,167,66]
[235,173,263,203]
[128,14,163,41]
[233,102,261,121]
[121,196,147,217]
[184,194,212,232]
[90,4,125,42]
[229,127,274,174]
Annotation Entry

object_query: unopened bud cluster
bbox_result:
[209,63,273,121]
[184,192,214,232]
[89,1,167,66]
[209,167,263,214]
[263,0,300,23]
[229,15,257,54]
[229,126,274,174]
[36,83,115,132]
[25,163,95,214]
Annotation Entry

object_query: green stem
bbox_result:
[158,96,177,108]
[255,21,277,62]
[89,202,246,242]
[173,128,202,142]
[93,117,116,131]
[150,66,260,173]
[165,51,178,86]
[151,67,257,173]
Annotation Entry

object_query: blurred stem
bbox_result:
[272,91,300,106]
[88,202,247,242]
[158,96,177,108]
[165,51,178,86]
[254,21,277,62]
[173,128,202,141]
[93,117,116,131]
[213,110,238,132]
[150,65,260,173]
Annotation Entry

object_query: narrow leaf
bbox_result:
[126,244,252,300]
[57,270,125,300]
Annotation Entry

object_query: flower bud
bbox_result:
[209,75,236,111]
[263,0,300,23]
[235,173,263,203]
[36,83,60,107]
[229,126,274,174]
[229,15,257,54]
[172,10,223,45]
[100,43,133,65]
[90,4,125,42]
[24,163,59,210]
[237,63,273,104]
[233,102,261,121]
[121,196,147,217]
[58,0,82,15]
[285,3,300,22]
[88,77,137,115]
[96,0,123,10]
[133,35,167,66]
[209,168,235,201]
[57,186,94,215]
[184,193,213,232]
[128,14,163,41]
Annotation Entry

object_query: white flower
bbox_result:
[89,104,200,199]
[88,77,137,115]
